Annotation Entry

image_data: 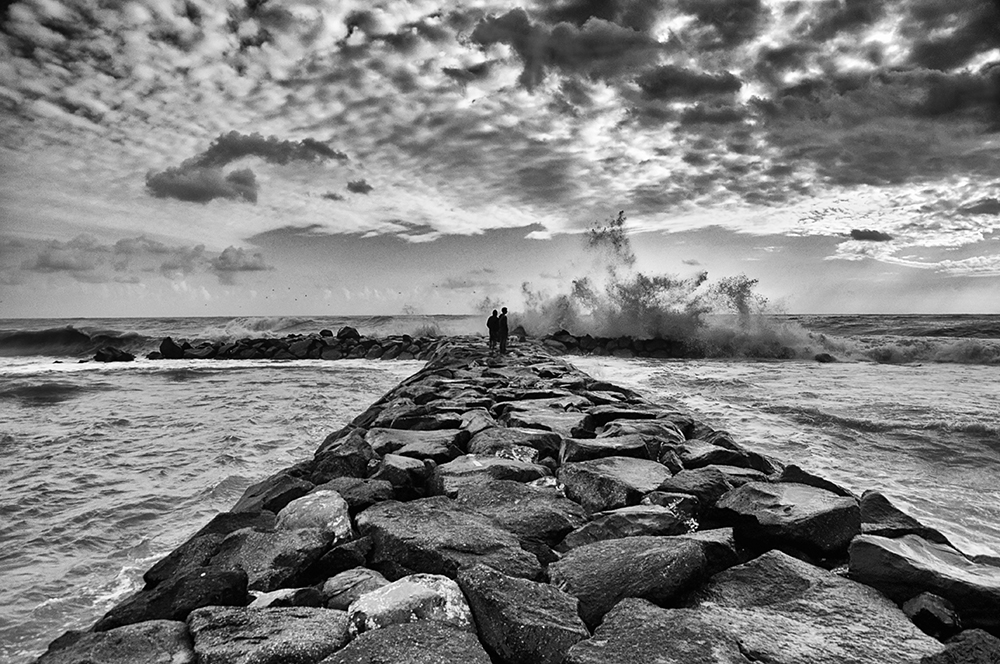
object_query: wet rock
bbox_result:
[232,472,315,514]
[370,399,465,430]
[364,428,467,457]
[860,490,952,545]
[347,573,473,637]
[583,405,660,427]
[356,496,542,581]
[467,426,562,460]
[640,491,700,518]
[248,587,325,609]
[458,564,589,664]
[655,467,735,512]
[557,505,694,551]
[318,621,491,664]
[312,478,393,515]
[428,454,550,497]
[676,527,742,574]
[310,537,372,579]
[776,464,857,498]
[93,346,135,362]
[143,511,276,589]
[322,568,390,611]
[849,534,1000,633]
[548,535,709,627]
[904,592,963,640]
[597,419,685,445]
[393,439,463,464]
[814,352,837,362]
[716,481,860,559]
[559,434,655,464]
[459,408,496,436]
[312,430,377,484]
[921,629,1000,664]
[337,326,361,340]
[35,620,195,664]
[453,479,589,548]
[673,438,750,469]
[501,407,596,438]
[159,337,187,359]
[93,568,249,631]
[559,456,674,513]
[275,490,352,538]
[187,606,349,664]
[703,464,770,487]
[210,528,331,592]
[367,454,430,499]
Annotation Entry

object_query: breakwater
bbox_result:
[36,337,1000,663]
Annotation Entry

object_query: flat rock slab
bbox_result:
[356,496,542,580]
[210,527,329,592]
[502,408,595,438]
[322,568,389,611]
[558,505,694,551]
[559,434,654,464]
[347,573,473,637]
[467,427,562,459]
[716,481,860,557]
[364,428,466,456]
[849,534,1000,633]
[453,479,589,547]
[428,455,550,497]
[187,606,349,664]
[548,535,708,627]
[676,549,943,664]
[598,419,685,444]
[860,490,952,544]
[458,564,589,664]
[559,457,674,513]
[36,620,195,664]
[656,467,735,511]
[317,621,491,664]
[312,478,393,515]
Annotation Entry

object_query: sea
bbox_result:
[2,313,999,663]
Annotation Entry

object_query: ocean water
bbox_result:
[2,314,999,662]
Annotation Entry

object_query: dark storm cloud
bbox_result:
[803,0,887,41]
[192,131,348,168]
[321,191,345,201]
[905,0,1000,71]
[539,0,667,33]
[636,65,742,100]
[676,0,768,48]
[442,61,493,83]
[679,104,748,125]
[347,179,374,194]
[850,229,893,241]
[146,167,259,204]
[470,8,664,89]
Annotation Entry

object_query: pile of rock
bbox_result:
[538,329,706,359]
[44,339,1000,663]
[149,327,446,362]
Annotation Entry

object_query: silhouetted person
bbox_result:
[498,307,509,354]
[486,310,499,351]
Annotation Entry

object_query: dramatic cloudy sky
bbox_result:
[1,0,999,316]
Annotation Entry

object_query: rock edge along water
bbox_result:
[39,336,1000,663]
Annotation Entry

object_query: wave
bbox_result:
[762,404,1000,438]
[0,326,151,358]
[0,381,115,405]
[195,316,317,340]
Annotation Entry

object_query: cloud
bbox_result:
[191,131,348,168]
[210,246,273,284]
[321,191,346,201]
[850,229,893,242]
[146,166,259,203]
[347,179,374,194]
[676,0,768,48]
[636,65,742,101]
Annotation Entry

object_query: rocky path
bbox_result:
[40,337,1000,663]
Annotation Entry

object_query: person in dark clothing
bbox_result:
[486,310,499,351]
[498,307,509,354]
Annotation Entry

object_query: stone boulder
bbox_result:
[921,629,1000,664]
[557,505,694,551]
[559,457,674,513]
[347,573,473,637]
[559,434,655,464]
[276,490,352,540]
[904,592,963,640]
[849,534,1000,633]
[467,426,561,460]
[311,430,377,484]
[317,621,491,664]
[364,428,467,457]
[232,472,314,513]
[322,568,390,611]
[35,620,195,664]
[427,455,550,497]
[501,407,595,438]
[860,490,952,545]
[457,564,589,664]
[312,478,393,515]
[597,419,685,445]
[93,568,249,631]
[248,587,325,609]
[655,467,735,514]
[187,606,349,664]
[777,464,857,498]
[356,496,542,581]
[716,481,860,559]
[548,535,709,627]
[94,346,135,362]
[159,337,186,359]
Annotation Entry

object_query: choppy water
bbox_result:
[3,314,1000,662]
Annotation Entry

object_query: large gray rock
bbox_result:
[656,467,735,512]
[548,535,709,627]
[93,568,249,631]
[322,568,389,611]
[849,534,1000,633]
[716,481,860,558]
[356,496,542,580]
[458,564,589,664]
[312,478,393,515]
[311,430,377,484]
[347,573,473,637]
[557,505,694,551]
[921,629,1000,664]
[232,472,314,514]
[187,606,349,664]
[36,620,195,664]
[559,434,654,464]
[453,479,589,547]
[501,407,595,438]
[860,490,952,545]
[467,426,561,459]
[597,419,685,445]
[428,455,550,497]
[364,428,466,457]
[559,457,674,513]
[318,621,491,664]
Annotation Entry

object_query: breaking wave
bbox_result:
[0,327,149,358]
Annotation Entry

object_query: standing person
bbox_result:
[486,310,499,351]
[498,307,509,354]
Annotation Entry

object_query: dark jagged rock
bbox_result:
[559,456,674,513]
[143,510,276,588]
[584,404,660,427]
[458,564,589,664]
[159,336,186,359]
[346,573,473,636]
[777,464,857,498]
[312,429,377,483]
[232,472,315,514]
[364,427,467,457]
[921,629,1000,664]
[93,346,135,362]
[93,567,249,631]
[367,453,430,499]
[557,504,694,551]
[467,426,562,460]
[501,407,596,438]
[640,491,700,518]
[309,537,372,580]
[655,466,735,513]
[904,592,963,640]
[860,489,953,545]
[715,481,860,560]
[313,477,393,514]
[187,606,349,664]
[548,535,709,628]
[322,568,389,611]
[849,534,1000,633]
[702,464,769,487]
[318,621,491,664]
[35,620,195,664]
[559,433,655,464]
[597,419,685,445]
[337,326,361,340]
[427,454,550,497]
[356,496,542,581]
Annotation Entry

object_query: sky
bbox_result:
[1,0,999,317]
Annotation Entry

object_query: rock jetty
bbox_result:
[46,338,1000,663]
